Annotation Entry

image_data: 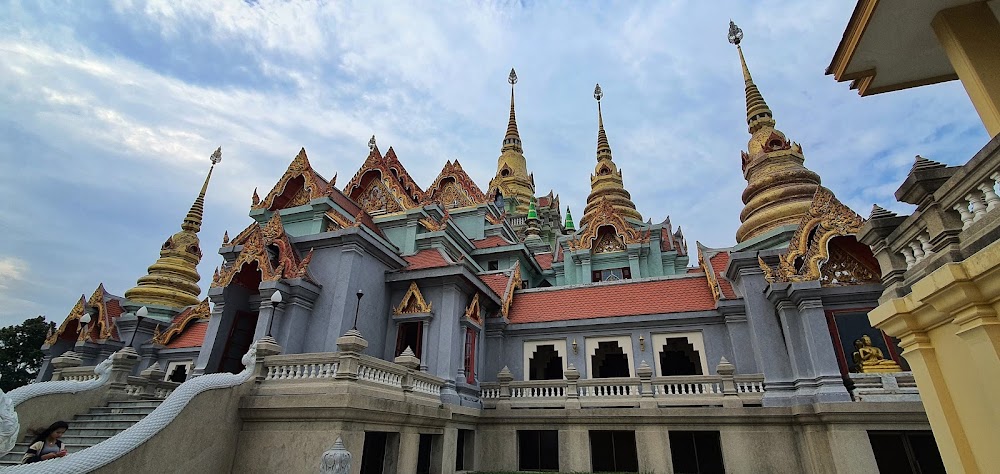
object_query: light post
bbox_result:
[128,306,148,347]
[267,290,283,337]
[352,290,364,330]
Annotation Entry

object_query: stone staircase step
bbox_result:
[64,427,127,438]
[68,419,144,429]
[86,407,157,416]
[105,401,162,409]
[72,414,146,422]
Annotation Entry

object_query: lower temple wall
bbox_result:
[234,381,930,474]
[93,381,253,474]
[14,386,111,442]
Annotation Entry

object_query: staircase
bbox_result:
[0,400,162,467]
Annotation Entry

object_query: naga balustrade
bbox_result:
[57,366,101,382]
[480,373,766,409]
[257,351,444,400]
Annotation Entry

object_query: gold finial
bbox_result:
[594,84,611,160]
[728,20,773,133]
[210,146,222,165]
[368,135,376,151]
[502,68,522,153]
[594,83,603,101]
[222,230,230,245]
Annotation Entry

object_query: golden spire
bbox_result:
[580,84,642,228]
[729,20,775,134]
[728,22,821,244]
[502,68,522,153]
[489,68,536,215]
[125,147,222,309]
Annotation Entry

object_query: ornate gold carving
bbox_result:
[325,210,352,232]
[424,161,487,209]
[212,214,316,289]
[252,188,260,207]
[152,299,211,345]
[394,282,432,315]
[569,198,646,252]
[820,244,879,287]
[86,285,116,340]
[761,187,865,283]
[593,228,626,254]
[486,212,503,225]
[464,293,482,322]
[501,264,522,319]
[345,146,423,211]
[255,148,329,211]
[698,244,724,302]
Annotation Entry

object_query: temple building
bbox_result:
[18,22,955,474]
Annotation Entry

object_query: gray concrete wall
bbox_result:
[14,387,111,443]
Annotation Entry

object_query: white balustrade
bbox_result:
[265,362,338,380]
[358,363,403,388]
[659,381,719,396]
[580,383,635,397]
[62,374,99,382]
[901,231,934,269]
[124,385,142,396]
[953,173,1000,228]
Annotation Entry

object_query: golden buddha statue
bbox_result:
[852,334,902,373]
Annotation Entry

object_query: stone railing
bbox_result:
[848,372,920,403]
[481,359,764,409]
[58,366,101,382]
[259,350,444,400]
[860,136,1000,298]
[508,216,526,227]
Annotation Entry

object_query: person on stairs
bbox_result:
[20,420,69,464]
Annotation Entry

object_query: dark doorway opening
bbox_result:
[517,430,559,471]
[219,310,257,374]
[659,338,703,376]
[395,322,423,358]
[361,431,388,474]
[589,430,639,472]
[868,431,945,474]
[669,431,725,474]
[528,345,564,380]
[417,434,433,474]
[592,341,630,378]
[455,429,474,471]
[167,364,188,383]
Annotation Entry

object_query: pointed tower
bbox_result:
[125,148,222,309]
[487,68,536,215]
[564,206,576,233]
[729,21,821,244]
[579,84,642,229]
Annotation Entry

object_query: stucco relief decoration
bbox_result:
[464,293,482,323]
[152,299,211,345]
[325,210,353,232]
[46,295,86,345]
[344,144,423,212]
[255,148,329,211]
[593,227,626,254]
[486,212,504,225]
[570,198,645,252]
[424,161,487,209]
[394,282,432,315]
[759,187,865,283]
[85,285,116,340]
[212,214,316,289]
[820,245,879,286]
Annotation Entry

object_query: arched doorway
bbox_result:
[528,345,564,380]
[217,261,262,374]
[592,341,630,378]
[659,337,703,376]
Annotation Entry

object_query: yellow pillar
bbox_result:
[932,2,1000,137]
[869,239,1000,474]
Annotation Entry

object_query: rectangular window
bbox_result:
[592,267,633,282]
[589,430,639,472]
[825,310,908,376]
[395,322,423,359]
[669,431,725,474]
[360,431,388,474]
[868,431,945,474]
[518,430,559,471]
[488,260,499,271]
[464,328,477,384]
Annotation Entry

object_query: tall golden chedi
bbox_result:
[488,68,536,215]
[125,148,221,309]
[579,84,643,229]
[729,21,821,244]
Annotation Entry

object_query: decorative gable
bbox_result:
[394,282,432,315]
[759,187,867,283]
[344,142,423,214]
[424,160,487,209]
[464,293,482,323]
[254,148,332,212]
[46,294,86,345]
[212,213,315,288]
[569,198,648,252]
[152,298,211,345]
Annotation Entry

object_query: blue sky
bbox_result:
[0,0,989,327]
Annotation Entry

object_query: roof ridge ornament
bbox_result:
[368,135,376,151]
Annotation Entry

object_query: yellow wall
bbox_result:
[933,2,1000,137]
[869,238,1000,474]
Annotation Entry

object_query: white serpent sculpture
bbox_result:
[3,341,259,473]
[0,355,117,456]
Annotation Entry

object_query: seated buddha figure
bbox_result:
[852,334,901,373]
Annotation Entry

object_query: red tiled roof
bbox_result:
[403,249,452,270]
[508,276,717,324]
[166,321,208,349]
[709,252,737,299]
[473,235,515,249]
[478,273,509,297]
[534,253,553,270]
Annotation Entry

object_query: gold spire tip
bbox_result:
[210,146,222,165]
[508,68,517,86]
[593,83,603,101]
[728,20,743,46]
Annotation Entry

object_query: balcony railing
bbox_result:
[257,351,444,400]
[480,360,764,409]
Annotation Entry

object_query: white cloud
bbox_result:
[0,257,27,289]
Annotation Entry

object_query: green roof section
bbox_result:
[564,206,575,231]
[527,198,538,220]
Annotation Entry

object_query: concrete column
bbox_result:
[396,432,421,474]
[438,428,457,474]
[933,2,1000,137]
[559,428,590,472]
[635,426,671,474]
